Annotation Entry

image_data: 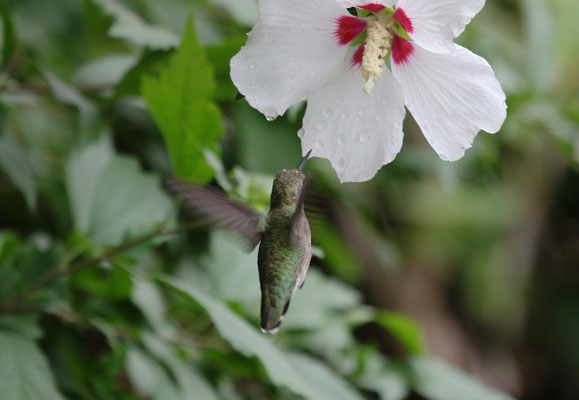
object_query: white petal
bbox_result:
[392,44,506,161]
[301,64,406,183]
[230,0,351,119]
[396,0,485,53]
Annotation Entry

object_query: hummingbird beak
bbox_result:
[297,149,312,171]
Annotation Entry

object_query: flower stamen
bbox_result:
[362,19,393,94]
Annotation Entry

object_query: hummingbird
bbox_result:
[168,150,313,334]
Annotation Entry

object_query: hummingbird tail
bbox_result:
[260,299,291,334]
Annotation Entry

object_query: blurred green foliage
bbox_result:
[0,0,577,399]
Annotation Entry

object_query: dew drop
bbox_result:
[340,111,349,120]
[249,63,256,70]
[266,115,277,122]
[357,109,366,118]
[336,134,346,145]
[315,139,324,149]
[322,108,334,118]
[359,132,369,143]
[297,128,305,138]
[335,96,344,105]
[316,120,328,131]
[374,115,382,122]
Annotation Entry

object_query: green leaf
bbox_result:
[209,0,258,26]
[66,135,172,244]
[376,311,426,356]
[176,231,260,305]
[141,333,220,400]
[158,276,363,400]
[206,36,246,102]
[286,352,364,400]
[233,103,301,176]
[0,330,65,400]
[131,280,176,339]
[0,2,15,66]
[92,0,179,49]
[0,234,64,303]
[0,134,37,211]
[358,353,408,400]
[44,71,97,131]
[73,54,138,88]
[283,269,361,330]
[142,17,222,182]
[115,50,171,97]
[411,357,516,400]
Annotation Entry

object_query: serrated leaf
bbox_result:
[412,358,516,400]
[92,0,179,49]
[158,276,363,400]
[66,135,172,244]
[142,17,222,182]
[0,330,65,400]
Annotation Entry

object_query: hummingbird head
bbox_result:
[270,151,311,208]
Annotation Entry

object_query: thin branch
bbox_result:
[0,221,205,314]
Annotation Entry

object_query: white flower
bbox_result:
[231,0,506,182]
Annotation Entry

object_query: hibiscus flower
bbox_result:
[231,0,507,182]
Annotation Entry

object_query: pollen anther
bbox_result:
[362,19,393,94]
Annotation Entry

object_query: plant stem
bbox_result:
[0,221,204,314]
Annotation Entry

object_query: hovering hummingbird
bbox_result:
[168,150,313,334]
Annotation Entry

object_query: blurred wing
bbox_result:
[167,179,264,250]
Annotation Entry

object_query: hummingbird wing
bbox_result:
[167,179,264,250]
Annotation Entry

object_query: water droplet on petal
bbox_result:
[297,128,305,138]
[322,108,334,118]
[316,120,328,131]
[266,115,277,122]
[340,111,349,120]
[336,134,346,144]
[338,157,346,170]
[315,139,324,149]
[374,115,382,122]
[359,132,369,143]
[357,109,366,118]
[335,96,344,105]
[249,63,256,70]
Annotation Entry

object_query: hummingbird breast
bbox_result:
[257,209,311,333]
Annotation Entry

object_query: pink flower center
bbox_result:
[393,8,414,34]
[335,16,367,45]
[357,3,386,13]
[391,35,414,65]
[352,43,365,66]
